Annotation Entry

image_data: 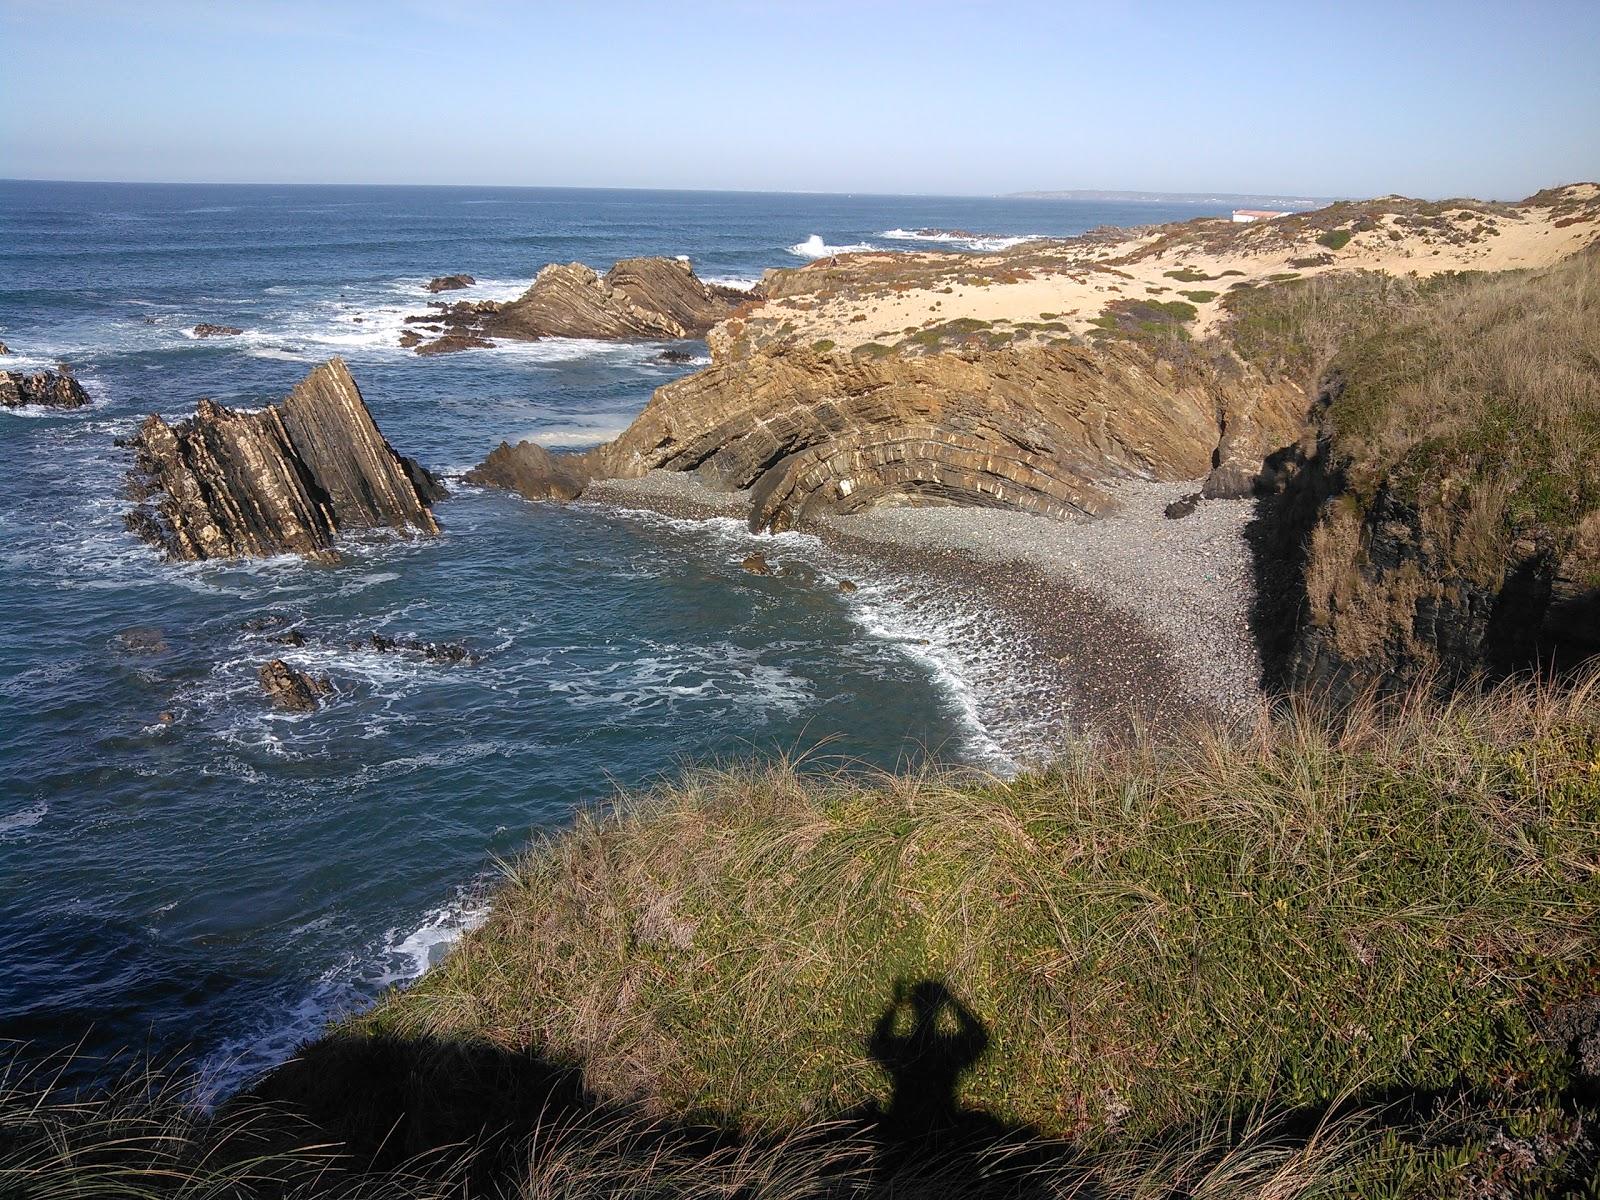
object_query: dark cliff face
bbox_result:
[124,358,445,563]
[1253,406,1600,703]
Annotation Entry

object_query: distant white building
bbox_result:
[1232,209,1293,223]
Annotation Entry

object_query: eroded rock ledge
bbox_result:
[467,340,1306,533]
[124,358,445,563]
[405,257,750,354]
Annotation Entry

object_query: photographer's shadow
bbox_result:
[855,978,1047,1194]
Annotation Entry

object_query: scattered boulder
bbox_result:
[123,358,446,562]
[1164,493,1202,520]
[653,349,695,364]
[193,323,244,338]
[741,552,773,576]
[241,614,288,632]
[465,440,590,502]
[838,579,859,593]
[259,659,331,712]
[1,368,92,410]
[425,275,476,293]
[274,629,307,647]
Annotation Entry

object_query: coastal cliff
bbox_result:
[124,358,445,562]
[469,186,1600,541]
[1232,245,1600,697]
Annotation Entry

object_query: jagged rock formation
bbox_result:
[469,341,1305,533]
[1,368,92,409]
[402,257,749,353]
[425,274,475,293]
[193,323,243,338]
[260,659,331,711]
[124,358,445,563]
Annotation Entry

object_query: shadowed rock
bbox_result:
[1,368,92,409]
[193,323,243,338]
[123,358,445,563]
[425,274,475,293]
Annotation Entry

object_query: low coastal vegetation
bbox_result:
[11,680,1600,1197]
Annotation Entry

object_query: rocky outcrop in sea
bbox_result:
[403,257,749,353]
[1,368,92,409]
[123,358,446,562]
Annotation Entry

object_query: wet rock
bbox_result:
[193,323,244,338]
[425,274,476,293]
[354,632,476,664]
[114,626,167,654]
[274,629,307,647]
[653,349,695,364]
[415,332,495,356]
[1164,493,1202,519]
[465,439,590,502]
[123,358,445,563]
[241,614,288,632]
[0,341,9,354]
[259,659,331,712]
[488,257,744,341]
[156,711,175,724]
[838,579,859,593]
[1,368,92,410]
[398,330,423,349]
[741,552,773,576]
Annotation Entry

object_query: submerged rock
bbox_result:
[1,368,92,410]
[741,552,773,576]
[354,632,476,664]
[838,579,859,593]
[425,274,475,293]
[465,440,590,502]
[259,659,331,712]
[114,626,168,655]
[193,323,244,338]
[653,349,695,364]
[123,358,446,563]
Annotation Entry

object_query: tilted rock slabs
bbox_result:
[124,358,446,563]
[1,368,92,409]
[467,340,1306,533]
[405,257,750,352]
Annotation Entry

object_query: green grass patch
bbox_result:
[361,683,1600,1194]
[1178,289,1218,302]
[1318,229,1354,251]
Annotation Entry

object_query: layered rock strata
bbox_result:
[124,358,445,563]
[1,368,92,409]
[470,341,1306,533]
[405,257,749,353]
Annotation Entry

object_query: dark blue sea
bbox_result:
[0,181,1239,1090]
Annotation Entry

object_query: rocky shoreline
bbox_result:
[585,471,1264,749]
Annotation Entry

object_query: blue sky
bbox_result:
[3,0,1596,198]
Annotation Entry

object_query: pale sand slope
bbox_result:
[721,183,1600,353]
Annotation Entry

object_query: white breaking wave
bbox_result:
[788,234,876,259]
[701,274,761,292]
[881,228,1043,252]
